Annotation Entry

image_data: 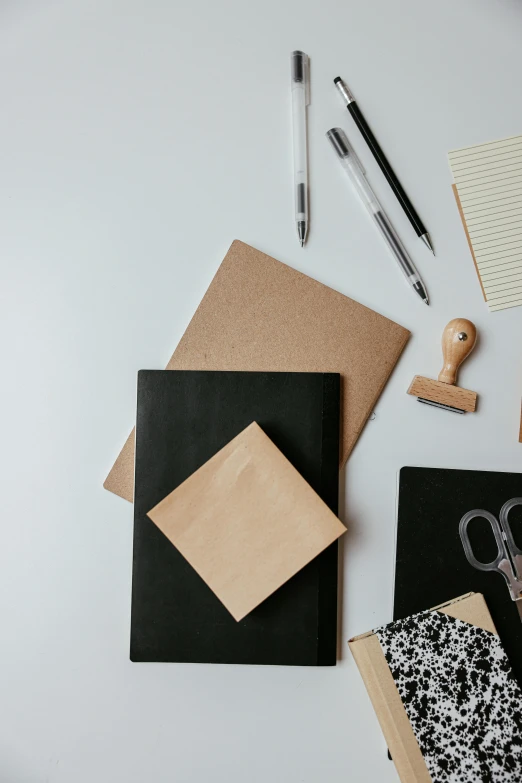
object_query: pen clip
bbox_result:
[348,142,364,174]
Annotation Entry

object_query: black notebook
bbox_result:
[131,370,340,665]
[394,466,522,686]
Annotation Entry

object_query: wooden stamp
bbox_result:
[408,318,478,414]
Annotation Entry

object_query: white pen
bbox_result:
[326,127,429,305]
[291,51,310,247]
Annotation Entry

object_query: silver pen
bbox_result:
[326,127,429,305]
[291,51,310,246]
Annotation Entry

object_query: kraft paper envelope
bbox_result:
[105,240,410,502]
[147,422,347,622]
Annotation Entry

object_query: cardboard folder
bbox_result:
[104,240,410,502]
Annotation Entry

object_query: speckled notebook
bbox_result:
[350,593,522,783]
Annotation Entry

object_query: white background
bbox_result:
[2,1,522,781]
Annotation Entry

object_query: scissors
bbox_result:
[459,498,522,622]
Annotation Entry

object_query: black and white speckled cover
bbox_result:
[375,609,522,782]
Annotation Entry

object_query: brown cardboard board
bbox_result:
[104,240,410,502]
[452,184,487,302]
[146,422,346,622]
[348,593,497,783]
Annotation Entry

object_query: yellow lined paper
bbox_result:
[449,134,522,312]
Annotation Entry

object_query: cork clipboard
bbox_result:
[104,240,410,502]
[349,593,498,783]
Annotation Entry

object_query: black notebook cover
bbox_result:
[131,370,340,666]
[394,466,522,686]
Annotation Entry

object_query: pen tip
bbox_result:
[420,233,435,255]
[300,239,304,247]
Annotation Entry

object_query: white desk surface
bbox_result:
[2,1,522,780]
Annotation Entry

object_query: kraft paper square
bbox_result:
[104,240,410,502]
[146,422,347,622]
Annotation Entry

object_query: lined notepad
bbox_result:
[449,134,522,312]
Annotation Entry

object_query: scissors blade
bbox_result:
[516,600,522,624]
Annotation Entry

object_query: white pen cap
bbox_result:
[326,127,365,172]
[291,51,310,102]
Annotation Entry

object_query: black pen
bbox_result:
[334,76,434,255]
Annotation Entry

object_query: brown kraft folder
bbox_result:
[105,240,410,502]
[452,184,486,302]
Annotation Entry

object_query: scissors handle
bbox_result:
[459,509,507,572]
[499,498,522,558]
